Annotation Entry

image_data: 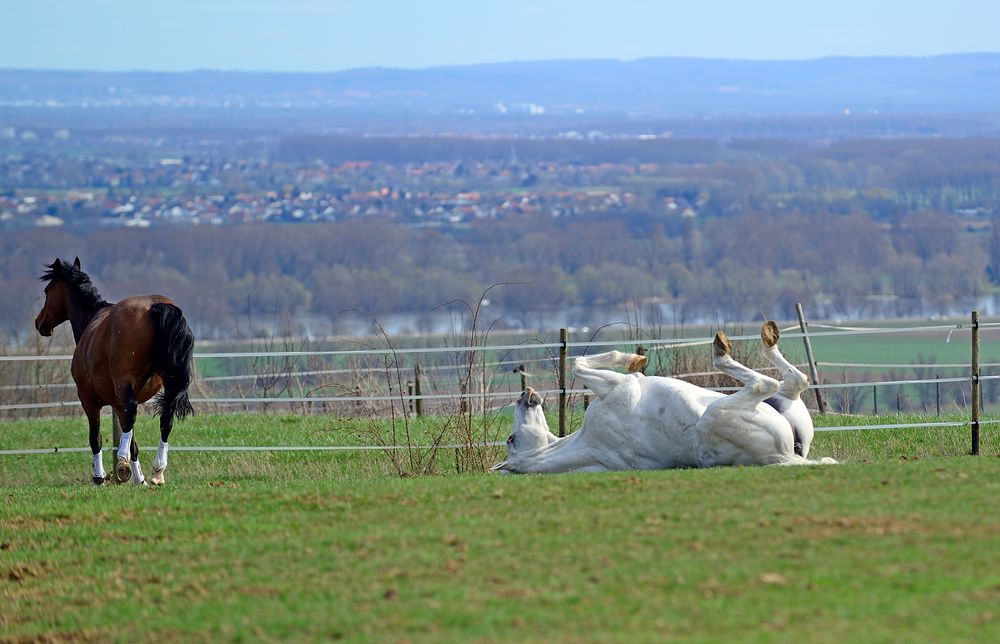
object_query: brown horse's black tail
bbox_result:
[150,302,195,421]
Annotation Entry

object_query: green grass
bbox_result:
[2,413,999,641]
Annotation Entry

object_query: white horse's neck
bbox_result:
[498,404,601,473]
[499,429,598,473]
[511,405,558,452]
[494,392,569,472]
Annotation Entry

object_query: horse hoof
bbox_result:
[150,468,166,486]
[713,332,731,357]
[114,457,132,484]
[761,320,780,348]
[626,354,647,373]
[92,476,105,486]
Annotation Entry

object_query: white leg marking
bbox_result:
[117,430,133,461]
[153,441,169,471]
[150,441,169,485]
[92,452,106,479]
[130,461,147,485]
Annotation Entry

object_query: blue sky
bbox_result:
[2,0,999,72]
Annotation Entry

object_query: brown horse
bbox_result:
[35,257,195,485]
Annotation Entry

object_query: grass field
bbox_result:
[2,412,999,641]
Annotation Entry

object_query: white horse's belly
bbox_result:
[577,376,718,469]
[696,402,796,467]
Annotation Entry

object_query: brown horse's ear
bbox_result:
[73,257,81,270]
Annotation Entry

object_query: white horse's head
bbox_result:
[492,388,555,472]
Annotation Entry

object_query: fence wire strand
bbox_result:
[3,319,995,455]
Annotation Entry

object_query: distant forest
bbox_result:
[3,135,1000,339]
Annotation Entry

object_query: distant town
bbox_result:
[1,128,703,230]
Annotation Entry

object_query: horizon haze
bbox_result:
[2,1,999,73]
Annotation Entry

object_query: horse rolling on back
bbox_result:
[494,321,837,474]
[34,257,195,485]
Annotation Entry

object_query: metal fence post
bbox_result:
[559,328,568,438]
[414,364,424,417]
[796,302,827,414]
[971,310,980,455]
[935,374,940,416]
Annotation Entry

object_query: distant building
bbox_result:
[35,215,63,227]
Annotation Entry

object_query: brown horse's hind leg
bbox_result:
[150,414,173,486]
[113,384,146,485]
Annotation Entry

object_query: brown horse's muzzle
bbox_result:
[35,316,52,337]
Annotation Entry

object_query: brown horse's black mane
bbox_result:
[40,259,111,311]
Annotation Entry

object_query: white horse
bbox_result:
[493,321,836,473]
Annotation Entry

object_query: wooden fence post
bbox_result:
[971,310,980,456]
[795,302,827,414]
[414,364,424,417]
[407,380,414,413]
[559,328,568,438]
[112,413,121,459]
[517,365,527,392]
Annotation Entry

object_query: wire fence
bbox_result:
[2,315,996,455]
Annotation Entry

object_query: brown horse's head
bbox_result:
[35,257,82,337]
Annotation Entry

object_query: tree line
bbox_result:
[1,206,992,340]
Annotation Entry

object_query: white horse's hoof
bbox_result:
[626,354,647,373]
[92,476,105,486]
[713,332,731,357]
[150,467,166,486]
[114,457,132,484]
[761,321,780,348]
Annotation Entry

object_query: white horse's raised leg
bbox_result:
[758,321,816,457]
[711,332,780,403]
[572,351,646,398]
[697,332,792,465]
[759,321,809,399]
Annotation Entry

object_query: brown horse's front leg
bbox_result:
[81,399,106,485]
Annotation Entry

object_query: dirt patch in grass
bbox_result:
[785,514,928,538]
[5,561,54,583]
[7,628,107,643]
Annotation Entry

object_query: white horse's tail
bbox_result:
[490,460,512,473]
[771,454,839,466]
